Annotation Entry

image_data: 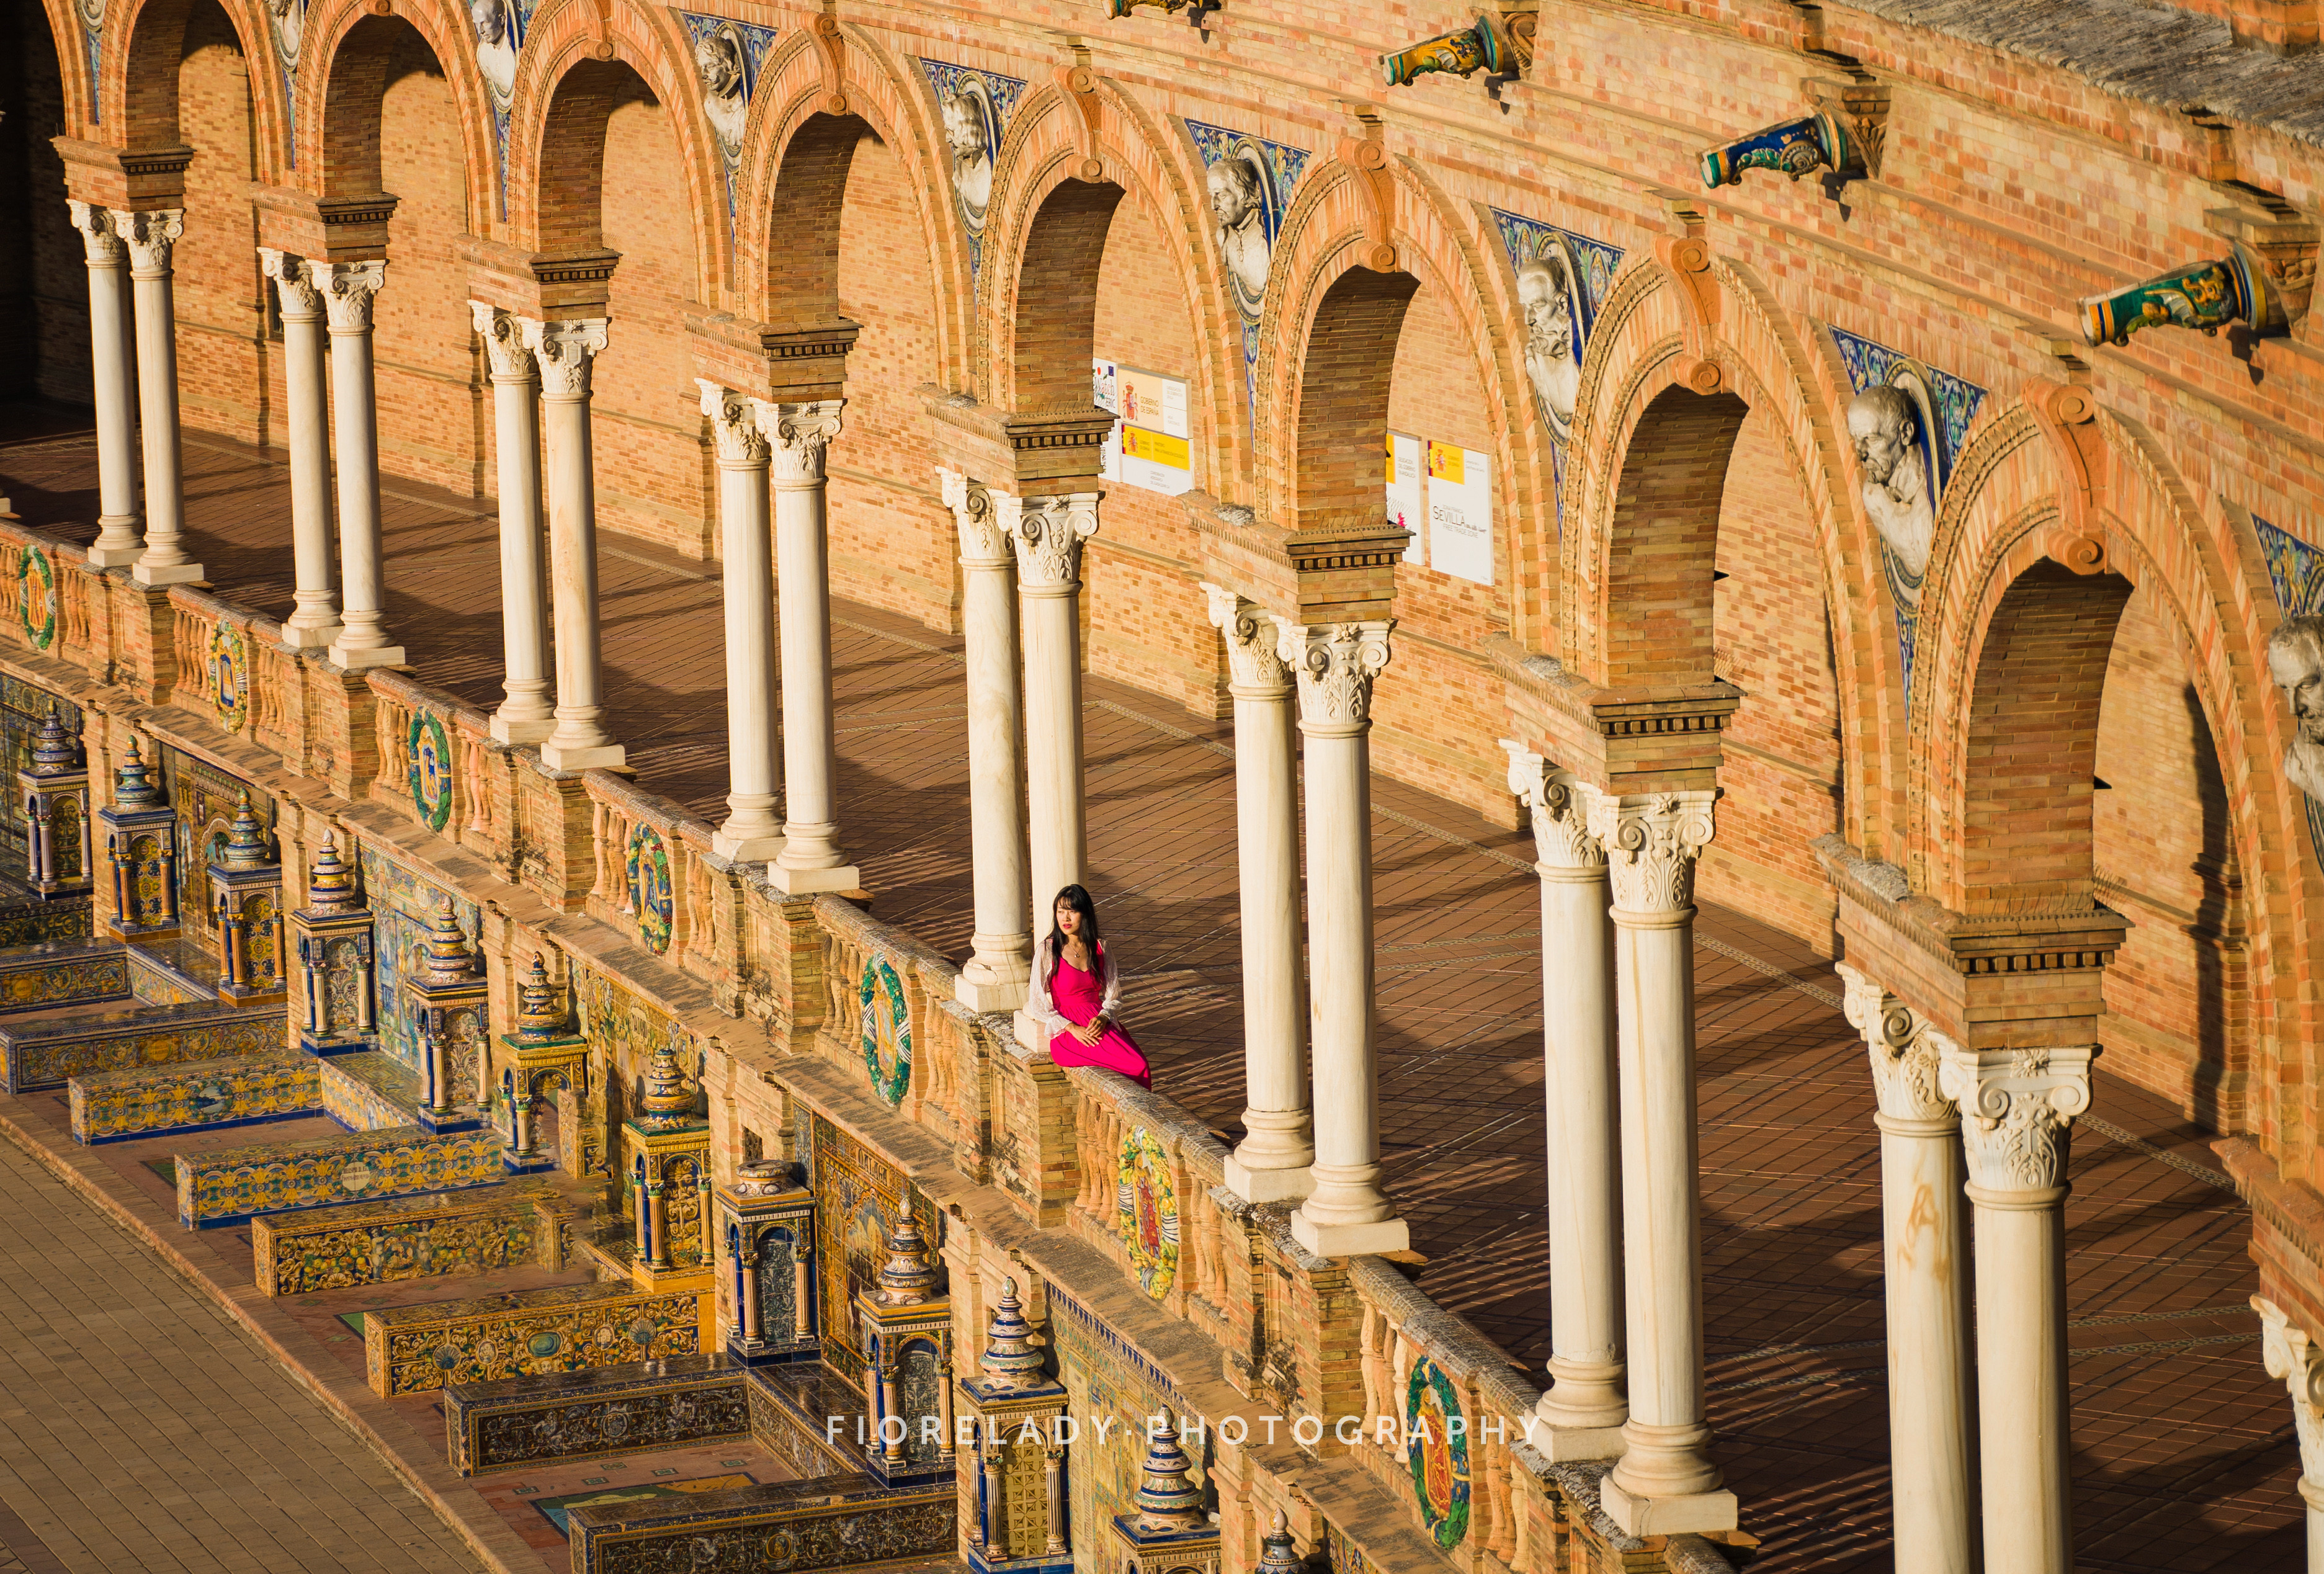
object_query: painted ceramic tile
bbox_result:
[359,844,481,1078]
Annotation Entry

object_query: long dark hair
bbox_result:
[1045,883,1104,981]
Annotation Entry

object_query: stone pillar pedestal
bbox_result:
[761,401,856,892]
[1206,586,1312,1205]
[523,318,625,771]
[476,305,553,744]
[1939,1041,2093,1574]
[1284,621,1406,1259]
[1593,790,1735,1537]
[68,203,144,568]
[700,382,780,861]
[1838,964,1975,1574]
[319,261,403,668]
[263,250,342,649]
[1504,747,1627,1457]
[121,210,203,588]
[941,472,1030,1014]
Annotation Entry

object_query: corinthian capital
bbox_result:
[698,380,769,466]
[470,302,534,379]
[1585,790,1716,915]
[316,259,388,331]
[1500,743,1603,870]
[67,201,122,265]
[118,208,185,275]
[941,469,1017,565]
[2257,1297,2324,1488]
[1277,620,1392,731]
[1836,962,1954,1125]
[1936,1042,2094,1194]
[261,248,321,318]
[522,317,609,397]
[1011,493,1100,589]
[1202,584,1290,692]
[757,399,843,481]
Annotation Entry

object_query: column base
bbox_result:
[540,740,627,771]
[132,558,203,586]
[1529,1416,1628,1462]
[86,539,145,568]
[281,622,341,650]
[711,829,784,861]
[489,711,555,745]
[1224,1153,1313,1204]
[1599,1478,1736,1537]
[1289,1210,1409,1259]
[766,862,861,896]
[329,640,406,670]
[955,972,1029,1014]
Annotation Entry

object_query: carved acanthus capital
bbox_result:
[2256,1296,2324,1490]
[470,302,534,379]
[1585,790,1716,915]
[1202,584,1290,692]
[1836,962,1954,1125]
[67,201,122,266]
[757,398,844,482]
[118,208,185,275]
[1499,742,1603,870]
[1011,493,1101,589]
[316,259,388,331]
[1936,1042,2094,1194]
[941,469,1017,565]
[521,317,609,398]
[697,379,769,467]
[261,248,321,318]
[1277,620,1393,731]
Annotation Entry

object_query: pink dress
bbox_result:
[1047,947,1151,1088]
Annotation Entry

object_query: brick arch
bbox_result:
[102,0,286,172]
[32,0,95,133]
[295,0,493,213]
[730,28,960,360]
[504,0,726,297]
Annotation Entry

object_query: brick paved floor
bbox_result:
[0,409,2304,1570]
[0,1131,487,1574]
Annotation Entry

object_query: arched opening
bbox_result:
[0,0,85,405]
[1011,177,1124,415]
[1291,266,1418,533]
[1599,383,1750,691]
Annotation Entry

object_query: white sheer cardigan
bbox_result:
[1024,937,1126,1041]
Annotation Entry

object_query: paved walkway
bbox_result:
[0,1134,485,1574]
[0,409,2305,1570]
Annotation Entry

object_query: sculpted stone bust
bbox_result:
[696,27,747,161]
[265,0,303,69]
[1207,159,1271,318]
[471,0,517,106]
[941,87,993,225]
[1848,385,1936,587]
[1517,255,1580,439]
[2269,615,2324,806]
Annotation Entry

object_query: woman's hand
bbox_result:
[1070,1021,1102,1046]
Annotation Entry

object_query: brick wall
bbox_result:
[172,8,264,447]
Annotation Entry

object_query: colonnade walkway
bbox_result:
[0,406,2301,1571]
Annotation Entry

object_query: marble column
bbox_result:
[1937,1040,2094,1574]
[1838,964,1975,1574]
[1206,586,1312,1205]
[521,318,625,771]
[2255,1296,2324,1570]
[318,261,403,668]
[1503,746,1627,1458]
[1009,493,1099,1047]
[120,210,203,587]
[67,202,144,567]
[941,471,1030,1014]
[1283,620,1408,1259]
[698,383,781,861]
[759,400,856,892]
[261,249,341,648]
[1593,789,1735,1537]
[475,305,553,744]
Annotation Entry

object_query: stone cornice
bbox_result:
[1487,632,1739,795]
[687,311,858,403]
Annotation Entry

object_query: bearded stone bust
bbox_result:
[941,88,993,224]
[1848,385,1936,588]
[2269,615,2324,806]
[1516,256,1579,438]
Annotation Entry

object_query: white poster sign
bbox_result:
[1093,357,1192,497]
[1387,431,1425,565]
[1427,440,1493,586]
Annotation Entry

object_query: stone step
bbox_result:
[444,1352,748,1477]
[319,1049,432,1133]
[566,1471,956,1574]
[0,937,130,1015]
[362,1279,710,1398]
[746,1359,877,1483]
[0,996,281,1093]
[125,934,221,1006]
[251,1179,584,1297]
[172,1122,504,1229]
[69,1050,319,1145]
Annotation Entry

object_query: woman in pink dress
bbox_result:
[1032,884,1151,1088]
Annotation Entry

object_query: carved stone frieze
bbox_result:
[1011,493,1100,588]
[470,302,533,380]
[1836,962,1954,1125]
[1277,619,1392,730]
[757,398,843,481]
[1584,790,1715,915]
[261,248,321,318]
[521,317,609,398]
[1202,584,1290,692]
[316,259,388,332]
[118,208,185,275]
[1936,1042,2094,1194]
[698,380,769,467]
[68,201,122,266]
[1499,741,1604,870]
